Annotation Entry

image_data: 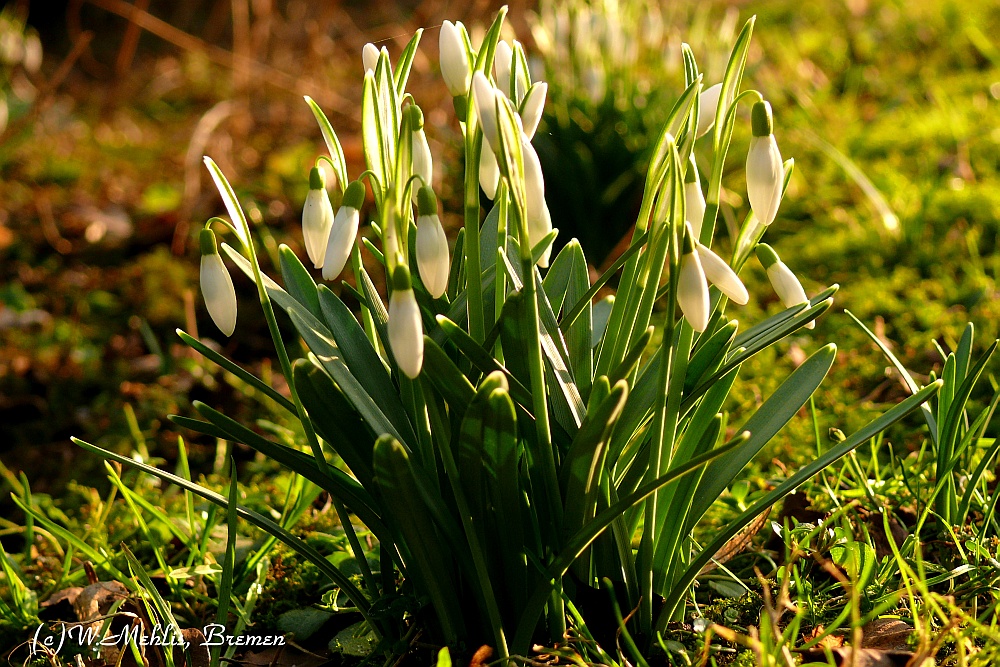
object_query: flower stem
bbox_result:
[463,123,486,343]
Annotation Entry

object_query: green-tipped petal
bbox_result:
[389,287,423,378]
[200,250,237,336]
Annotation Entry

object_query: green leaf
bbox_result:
[686,344,837,529]
[448,228,466,300]
[176,329,296,414]
[943,339,997,458]
[287,307,413,446]
[482,387,529,613]
[317,286,411,437]
[436,315,532,409]
[221,243,320,323]
[278,608,334,642]
[558,241,594,399]
[511,433,745,653]
[182,401,386,534]
[421,335,476,413]
[562,378,628,543]
[372,435,465,645]
[72,437,377,625]
[204,157,251,247]
[846,309,938,442]
[279,244,323,320]
[292,360,376,487]
[659,379,943,621]
[305,96,348,195]
[394,29,423,96]
[361,72,386,201]
[685,297,835,410]
[329,620,379,657]
[684,319,738,395]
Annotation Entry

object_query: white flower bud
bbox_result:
[746,101,783,227]
[389,266,424,378]
[412,128,433,194]
[531,204,554,269]
[199,229,237,337]
[697,83,723,138]
[495,40,513,98]
[756,243,813,328]
[322,180,366,281]
[684,166,706,240]
[522,134,551,267]
[472,71,501,154]
[479,141,500,200]
[302,167,334,269]
[520,82,547,140]
[440,20,472,97]
[677,230,710,332]
[415,187,449,299]
[363,42,379,74]
[697,243,748,305]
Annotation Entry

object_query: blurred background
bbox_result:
[0,0,998,502]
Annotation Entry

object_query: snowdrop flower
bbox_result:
[684,158,706,240]
[199,228,237,336]
[697,83,723,138]
[746,101,783,227]
[495,40,514,99]
[520,82,547,140]
[440,20,471,97]
[322,180,366,281]
[479,141,500,199]
[522,135,552,267]
[697,243,749,305]
[362,43,379,74]
[756,243,814,328]
[389,265,424,378]
[677,224,710,332]
[416,186,449,299]
[472,71,501,154]
[409,106,433,201]
[302,167,334,269]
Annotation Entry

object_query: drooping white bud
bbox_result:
[363,43,379,74]
[440,20,472,97]
[322,180,366,281]
[472,71,501,154]
[684,158,706,240]
[495,40,514,98]
[531,204,554,269]
[697,83,723,138]
[388,266,424,378]
[302,167,334,269]
[677,225,710,332]
[756,243,814,328]
[746,101,783,227]
[199,229,237,336]
[479,141,500,200]
[522,134,551,267]
[408,106,433,201]
[697,243,748,305]
[520,82,547,140]
[415,186,450,299]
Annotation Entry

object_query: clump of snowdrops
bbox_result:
[76,6,940,663]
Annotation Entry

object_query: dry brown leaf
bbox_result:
[801,646,915,666]
[860,618,913,651]
[469,645,494,667]
[700,507,771,574]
